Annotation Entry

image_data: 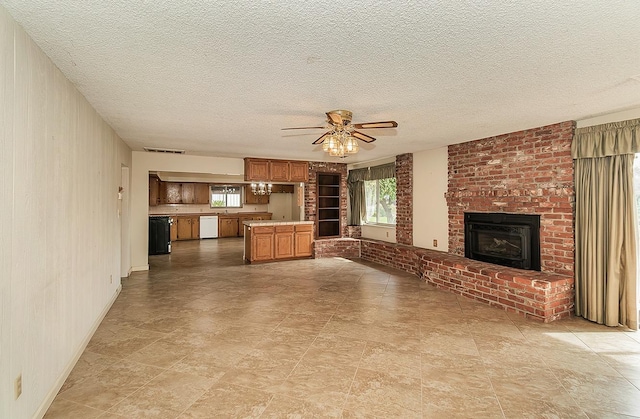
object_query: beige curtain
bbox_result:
[573,119,640,329]
[347,163,395,225]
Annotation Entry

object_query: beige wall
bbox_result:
[413,147,449,251]
[269,193,294,221]
[0,6,132,418]
[131,151,244,269]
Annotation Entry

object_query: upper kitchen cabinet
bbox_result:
[194,183,210,204]
[244,158,309,183]
[289,161,309,182]
[244,158,270,181]
[270,160,290,182]
[181,183,195,203]
[149,175,160,206]
[165,182,183,204]
[151,180,211,205]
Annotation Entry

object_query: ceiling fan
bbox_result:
[282,110,398,157]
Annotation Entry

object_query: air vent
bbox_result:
[143,147,185,154]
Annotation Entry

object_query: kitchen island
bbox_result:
[243,220,314,263]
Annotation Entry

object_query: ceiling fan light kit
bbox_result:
[282,110,397,158]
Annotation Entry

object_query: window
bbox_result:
[210,185,242,208]
[364,177,396,224]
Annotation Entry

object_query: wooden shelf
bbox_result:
[316,173,341,238]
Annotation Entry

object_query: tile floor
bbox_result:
[45,238,640,418]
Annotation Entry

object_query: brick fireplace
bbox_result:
[448,121,575,277]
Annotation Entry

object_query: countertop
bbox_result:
[243,220,313,227]
[150,212,272,218]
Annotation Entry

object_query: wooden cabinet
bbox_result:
[244,158,309,183]
[194,183,210,204]
[175,216,200,240]
[149,175,160,206]
[270,184,294,193]
[244,223,314,263]
[165,182,183,204]
[169,216,178,242]
[274,225,294,259]
[316,173,341,238]
[158,181,169,204]
[270,160,290,182]
[244,159,270,181]
[289,161,309,182]
[191,217,200,239]
[251,227,275,261]
[219,217,239,238]
[294,224,313,257]
[245,188,270,205]
[153,181,210,205]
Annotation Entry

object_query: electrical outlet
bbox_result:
[433,239,438,247]
[110,275,113,284]
[386,231,389,237]
[15,374,22,399]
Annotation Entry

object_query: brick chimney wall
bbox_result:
[446,121,576,277]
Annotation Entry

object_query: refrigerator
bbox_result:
[148,216,171,255]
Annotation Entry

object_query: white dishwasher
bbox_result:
[199,216,219,239]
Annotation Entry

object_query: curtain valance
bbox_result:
[347,163,396,183]
[572,118,640,159]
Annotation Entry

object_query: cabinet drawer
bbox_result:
[295,224,313,232]
[275,225,294,233]
[252,226,274,234]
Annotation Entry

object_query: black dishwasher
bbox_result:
[148,216,171,255]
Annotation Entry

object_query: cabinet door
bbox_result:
[194,183,210,204]
[181,183,195,204]
[169,217,178,242]
[245,188,258,204]
[252,231,274,261]
[166,183,183,204]
[274,226,294,259]
[219,218,239,237]
[294,225,313,257]
[176,217,192,240]
[289,161,309,182]
[191,216,200,239]
[149,176,160,206]
[270,161,290,182]
[244,159,270,181]
[159,181,168,204]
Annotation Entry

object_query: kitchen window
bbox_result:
[364,177,396,225]
[210,185,242,208]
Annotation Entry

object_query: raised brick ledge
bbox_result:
[314,238,361,259]
[359,239,574,323]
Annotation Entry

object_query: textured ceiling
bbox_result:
[3,1,640,163]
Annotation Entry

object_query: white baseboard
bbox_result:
[130,264,149,272]
[33,285,122,419]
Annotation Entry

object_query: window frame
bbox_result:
[363,177,396,226]
[210,184,243,209]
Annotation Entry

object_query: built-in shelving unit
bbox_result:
[316,173,341,238]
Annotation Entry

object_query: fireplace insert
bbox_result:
[464,212,540,271]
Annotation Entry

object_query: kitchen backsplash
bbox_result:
[149,203,270,215]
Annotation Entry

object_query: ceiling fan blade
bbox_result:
[352,131,377,143]
[326,112,343,126]
[281,126,325,130]
[352,121,398,129]
[312,132,331,145]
